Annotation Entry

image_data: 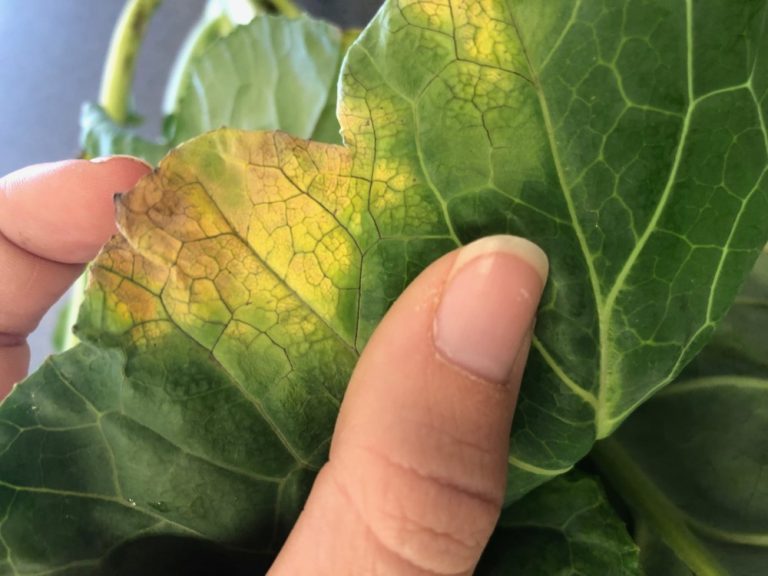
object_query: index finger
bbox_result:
[0,156,151,395]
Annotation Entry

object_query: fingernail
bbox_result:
[433,236,548,383]
[90,155,153,170]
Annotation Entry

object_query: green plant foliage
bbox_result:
[5,0,768,571]
[477,472,640,575]
[80,14,348,164]
[80,107,169,164]
[594,253,768,576]
[634,520,695,576]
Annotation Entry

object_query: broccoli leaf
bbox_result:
[477,471,640,575]
[594,253,768,575]
[80,14,348,164]
[80,104,170,164]
[5,0,768,570]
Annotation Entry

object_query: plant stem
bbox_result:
[99,0,164,123]
[592,439,727,576]
[60,280,83,349]
[64,0,163,351]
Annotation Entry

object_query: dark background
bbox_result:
[0,0,381,370]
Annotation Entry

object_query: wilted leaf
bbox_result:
[5,0,768,570]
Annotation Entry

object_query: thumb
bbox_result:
[270,235,548,575]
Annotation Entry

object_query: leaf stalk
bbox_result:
[592,439,727,576]
[99,0,163,123]
[64,0,163,351]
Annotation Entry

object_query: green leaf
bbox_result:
[7,0,768,569]
[168,14,344,143]
[0,345,278,574]
[80,14,347,162]
[161,0,272,114]
[326,0,767,500]
[80,103,170,165]
[593,253,768,576]
[476,471,640,575]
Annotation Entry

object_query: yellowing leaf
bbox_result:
[4,0,768,570]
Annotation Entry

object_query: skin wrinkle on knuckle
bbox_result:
[398,411,503,473]
[0,334,26,348]
[416,358,512,482]
[0,219,79,270]
[390,397,507,489]
[0,229,81,339]
[324,461,471,576]
[0,234,37,340]
[364,443,501,530]
[336,443,500,573]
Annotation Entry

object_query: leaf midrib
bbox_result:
[594,0,696,437]
[507,6,603,416]
[511,0,768,438]
[509,6,607,438]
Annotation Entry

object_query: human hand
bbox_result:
[0,157,152,396]
[0,158,548,574]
